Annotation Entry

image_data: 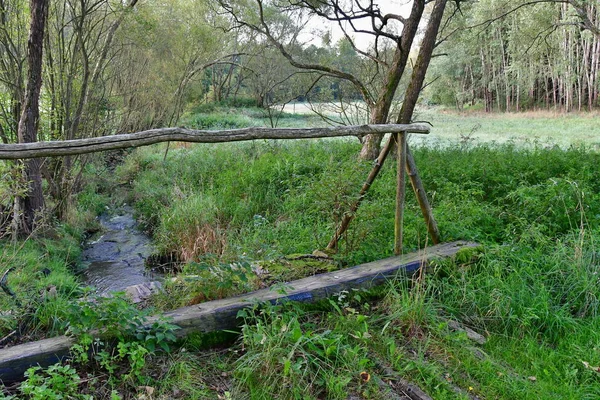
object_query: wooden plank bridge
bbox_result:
[0,241,478,383]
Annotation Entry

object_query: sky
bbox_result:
[312,0,416,50]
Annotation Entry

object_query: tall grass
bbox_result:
[118,138,600,397]
[0,227,84,339]
[122,141,600,263]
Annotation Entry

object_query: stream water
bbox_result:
[80,206,161,295]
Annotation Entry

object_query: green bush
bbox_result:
[188,113,256,130]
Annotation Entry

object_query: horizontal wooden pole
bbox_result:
[0,124,429,160]
[0,241,477,383]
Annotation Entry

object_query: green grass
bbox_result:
[122,140,600,265]
[108,120,600,398]
[280,102,600,148]
[0,226,83,339]
[0,159,120,342]
[5,107,600,399]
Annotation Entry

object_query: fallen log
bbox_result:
[0,124,429,160]
[0,241,478,383]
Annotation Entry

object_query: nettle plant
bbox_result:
[66,293,179,384]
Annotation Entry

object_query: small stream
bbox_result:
[80,206,161,296]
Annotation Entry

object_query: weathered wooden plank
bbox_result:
[0,241,478,383]
[0,124,429,159]
[0,336,75,384]
[163,241,478,335]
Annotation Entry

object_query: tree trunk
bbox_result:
[327,0,447,249]
[358,0,426,160]
[14,0,48,236]
[395,0,447,245]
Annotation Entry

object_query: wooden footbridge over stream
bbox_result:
[0,241,477,383]
[0,124,478,383]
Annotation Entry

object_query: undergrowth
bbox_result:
[112,139,600,398]
[4,126,600,398]
[0,227,83,341]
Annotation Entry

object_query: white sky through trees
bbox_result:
[306,0,415,49]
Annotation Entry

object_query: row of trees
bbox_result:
[428,0,600,112]
[2,0,599,237]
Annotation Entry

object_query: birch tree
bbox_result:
[428,0,600,111]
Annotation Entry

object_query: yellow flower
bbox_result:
[360,372,370,383]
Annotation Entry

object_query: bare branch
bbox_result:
[228,0,376,106]
[382,13,407,25]
[0,124,430,160]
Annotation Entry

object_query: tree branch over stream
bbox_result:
[0,124,429,159]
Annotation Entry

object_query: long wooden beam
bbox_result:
[0,124,429,160]
[0,241,477,383]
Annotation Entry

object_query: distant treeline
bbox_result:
[428,1,600,112]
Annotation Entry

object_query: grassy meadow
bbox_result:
[2,106,600,399]
[414,107,600,149]
[283,102,600,148]
[112,107,600,398]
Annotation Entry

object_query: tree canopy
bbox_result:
[0,0,598,235]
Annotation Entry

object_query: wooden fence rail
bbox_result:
[0,124,429,159]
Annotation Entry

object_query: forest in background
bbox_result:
[428,0,600,112]
[1,1,600,398]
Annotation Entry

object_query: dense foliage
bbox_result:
[428,0,600,111]
[106,131,600,398]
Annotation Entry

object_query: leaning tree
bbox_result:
[217,0,459,249]
[217,0,456,160]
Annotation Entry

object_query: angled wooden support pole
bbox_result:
[327,129,428,251]
[405,144,441,244]
[327,134,396,250]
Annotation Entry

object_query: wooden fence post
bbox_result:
[405,145,441,244]
[394,132,407,255]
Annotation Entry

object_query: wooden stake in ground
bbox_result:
[393,0,448,247]
[327,129,428,250]
[406,146,440,244]
[326,129,434,251]
[395,132,407,255]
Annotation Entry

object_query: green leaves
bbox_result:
[20,364,83,400]
[65,293,180,385]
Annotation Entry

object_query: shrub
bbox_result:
[188,113,255,130]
